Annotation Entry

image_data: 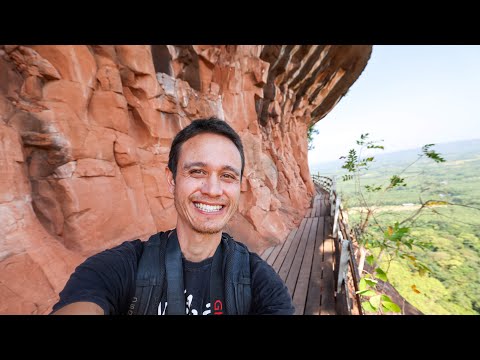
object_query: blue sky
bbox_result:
[308,45,480,166]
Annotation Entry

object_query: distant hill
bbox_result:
[310,138,480,176]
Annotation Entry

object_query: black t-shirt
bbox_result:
[161,256,212,315]
[52,239,295,315]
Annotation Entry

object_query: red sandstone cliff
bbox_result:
[0,45,372,314]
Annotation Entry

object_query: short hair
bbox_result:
[168,117,245,179]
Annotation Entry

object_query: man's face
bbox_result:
[166,132,242,235]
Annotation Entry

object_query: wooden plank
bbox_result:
[305,208,312,218]
[316,196,323,218]
[293,217,319,315]
[320,216,336,315]
[312,194,322,212]
[260,246,275,261]
[272,227,298,273]
[321,195,330,217]
[278,218,307,282]
[266,230,292,266]
[265,243,281,265]
[336,282,350,315]
[311,199,317,217]
[285,218,313,296]
[318,193,327,217]
[304,216,325,315]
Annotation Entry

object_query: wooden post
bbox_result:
[330,176,336,216]
[332,195,341,239]
[336,233,350,293]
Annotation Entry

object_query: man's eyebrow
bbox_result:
[183,162,207,170]
[222,165,240,177]
[183,162,240,177]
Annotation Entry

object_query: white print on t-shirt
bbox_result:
[158,290,211,315]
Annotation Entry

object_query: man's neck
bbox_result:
[176,226,222,262]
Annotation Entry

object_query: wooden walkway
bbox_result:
[260,189,337,315]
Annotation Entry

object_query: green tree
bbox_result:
[307,124,319,150]
[340,134,446,314]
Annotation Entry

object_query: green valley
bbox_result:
[310,139,480,314]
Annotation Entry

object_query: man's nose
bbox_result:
[201,175,222,197]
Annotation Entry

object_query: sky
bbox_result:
[308,45,480,166]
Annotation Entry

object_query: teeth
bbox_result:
[194,203,223,212]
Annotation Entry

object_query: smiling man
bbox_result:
[51,118,295,315]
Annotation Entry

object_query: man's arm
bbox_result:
[51,302,104,315]
[50,240,142,315]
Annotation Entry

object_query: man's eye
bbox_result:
[222,173,236,180]
[190,169,205,175]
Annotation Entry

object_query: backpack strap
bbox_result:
[222,233,252,315]
[210,240,226,314]
[128,231,169,315]
[164,230,185,315]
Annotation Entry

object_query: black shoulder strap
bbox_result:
[210,240,226,314]
[164,230,185,315]
[222,233,252,315]
[129,231,169,315]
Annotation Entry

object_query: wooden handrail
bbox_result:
[312,174,363,315]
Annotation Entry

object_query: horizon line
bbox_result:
[309,137,480,166]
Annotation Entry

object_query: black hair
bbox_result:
[168,117,245,179]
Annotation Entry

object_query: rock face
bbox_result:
[0,45,372,314]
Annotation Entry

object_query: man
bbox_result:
[52,117,294,315]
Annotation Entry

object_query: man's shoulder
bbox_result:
[85,238,145,265]
[111,238,145,255]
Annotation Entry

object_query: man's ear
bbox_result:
[165,166,175,194]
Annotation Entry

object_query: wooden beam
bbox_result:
[272,228,297,272]
[293,217,318,314]
[278,218,307,282]
[320,216,336,315]
[285,218,313,295]
[304,216,325,315]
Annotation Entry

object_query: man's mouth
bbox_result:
[193,202,225,213]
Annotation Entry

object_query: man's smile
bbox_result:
[193,201,225,213]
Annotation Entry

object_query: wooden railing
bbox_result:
[311,174,334,193]
[312,174,363,315]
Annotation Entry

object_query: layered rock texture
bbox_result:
[0,45,372,314]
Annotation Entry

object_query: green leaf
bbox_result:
[358,278,367,292]
[375,268,388,282]
[388,175,406,188]
[382,301,401,313]
[356,289,376,297]
[362,301,377,313]
[364,278,378,287]
[380,294,393,303]
[369,295,381,309]
[366,255,374,266]
[422,144,446,163]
